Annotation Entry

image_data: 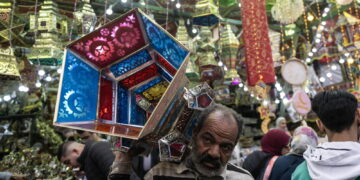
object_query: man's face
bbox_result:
[60,149,81,168]
[190,111,238,177]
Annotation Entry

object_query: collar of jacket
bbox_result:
[175,158,227,179]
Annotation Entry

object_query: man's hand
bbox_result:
[113,151,132,163]
[11,173,26,180]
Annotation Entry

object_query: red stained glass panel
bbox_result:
[68,10,146,68]
[156,54,177,76]
[120,64,158,89]
[99,78,113,120]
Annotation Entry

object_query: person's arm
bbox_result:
[143,167,154,180]
[108,142,147,180]
[242,152,259,175]
[0,172,12,180]
[108,151,132,180]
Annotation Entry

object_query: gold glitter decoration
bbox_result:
[142,81,169,101]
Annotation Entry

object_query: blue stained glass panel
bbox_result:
[56,51,99,123]
[117,85,129,124]
[140,15,188,70]
[134,77,162,94]
[129,92,147,126]
[159,67,173,82]
[109,50,152,78]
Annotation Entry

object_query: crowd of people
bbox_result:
[57,90,360,180]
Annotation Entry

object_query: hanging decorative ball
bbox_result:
[271,0,305,24]
[336,0,352,5]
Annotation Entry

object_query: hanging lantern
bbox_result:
[268,30,281,63]
[176,19,190,49]
[0,48,20,80]
[195,27,223,81]
[28,0,65,66]
[221,24,240,85]
[186,56,200,81]
[74,0,97,35]
[193,0,220,26]
[0,2,11,23]
[271,0,305,24]
[53,9,190,140]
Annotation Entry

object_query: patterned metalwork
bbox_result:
[140,14,188,69]
[109,50,152,78]
[57,51,99,122]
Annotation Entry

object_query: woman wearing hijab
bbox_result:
[275,117,291,136]
[269,126,318,180]
[242,129,291,180]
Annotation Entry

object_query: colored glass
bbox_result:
[110,50,152,78]
[98,78,113,120]
[57,51,99,122]
[69,12,146,68]
[120,64,158,89]
[156,54,177,76]
[141,14,187,69]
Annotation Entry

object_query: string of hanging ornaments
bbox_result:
[271,0,305,24]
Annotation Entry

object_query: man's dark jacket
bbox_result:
[77,141,115,180]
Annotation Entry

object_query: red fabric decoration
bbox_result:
[241,0,275,86]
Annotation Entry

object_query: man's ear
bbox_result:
[316,119,325,133]
[72,148,79,155]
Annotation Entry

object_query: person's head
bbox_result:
[276,117,288,131]
[57,141,85,168]
[312,90,360,140]
[290,126,318,155]
[76,130,102,143]
[261,129,291,156]
[190,104,243,177]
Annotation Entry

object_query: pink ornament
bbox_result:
[292,90,311,115]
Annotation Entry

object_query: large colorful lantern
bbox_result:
[53,9,190,140]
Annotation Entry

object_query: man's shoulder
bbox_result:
[292,161,311,180]
[86,141,111,152]
[226,163,254,180]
